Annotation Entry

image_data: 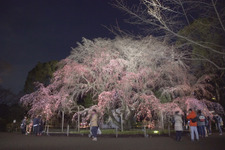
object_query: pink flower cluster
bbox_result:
[20,37,224,124]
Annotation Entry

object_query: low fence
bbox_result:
[44,123,177,138]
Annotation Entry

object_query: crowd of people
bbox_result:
[20,115,45,136]
[20,110,99,141]
[20,109,223,142]
[174,109,223,142]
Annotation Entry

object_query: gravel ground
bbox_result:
[0,132,224,150]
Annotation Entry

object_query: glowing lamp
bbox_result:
[153,130,159,134]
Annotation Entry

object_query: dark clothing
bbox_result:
[21,126,26,134]
[21,119,27,134]
[214,116,220,123]
[197,125,205,137]
[22,119,27,126]
[176,131,182,141]
[91,126,98,138]
[33,117,39,135]
[33,126,39,135]
[33,118,39,125]
[38,120,45,134]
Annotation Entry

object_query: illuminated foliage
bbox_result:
[21,36,223,128]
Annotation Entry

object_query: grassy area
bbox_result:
[49,128,175,135]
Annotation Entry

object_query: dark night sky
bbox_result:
[0,0,137,93]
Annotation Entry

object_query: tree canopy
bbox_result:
[20,36,223,129]
[24,61,58,93]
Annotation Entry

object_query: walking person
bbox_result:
[21,116,27,134]
[197,110,206,138]
[174,111,183,141]
[214,114,223,135]
[90,109,99,141]
[187,109,199,141]
[33,115,40,136]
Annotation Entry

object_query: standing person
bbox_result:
[38,115,43,136]
[90,109,98,141]
[214,114,223,135]
[21,116,27,134]
[174,111,183,141]
[26,118,33,134]
[197,110,206,138]
[187,109,199,141]
[205,116,211,136]
[33,115,40,136]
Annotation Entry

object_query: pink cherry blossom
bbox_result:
[20,37,224,128]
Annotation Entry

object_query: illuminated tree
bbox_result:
[21,36,223,129]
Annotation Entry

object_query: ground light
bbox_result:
[153,130,159,134]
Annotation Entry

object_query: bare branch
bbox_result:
[113,0,225,69]
[211,0,225,32]
[178,0,190,25]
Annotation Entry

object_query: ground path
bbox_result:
[0,132,224,150]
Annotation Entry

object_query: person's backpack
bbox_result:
[199,115,205,122]
[191,117,197,123]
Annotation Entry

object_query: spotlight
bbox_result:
[153,130,159,134]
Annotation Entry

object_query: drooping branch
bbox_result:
[20,36,223,124]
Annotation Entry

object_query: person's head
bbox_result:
[175,111,180,115]
[188,109,192,113]
[197,110,202,114]
[92,109,97,115]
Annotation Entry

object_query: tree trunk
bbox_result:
[123,117,133,130]
[107,109,133,130]
[160,110,164,130]
[120,114,123,132]
[107,110,121,128]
